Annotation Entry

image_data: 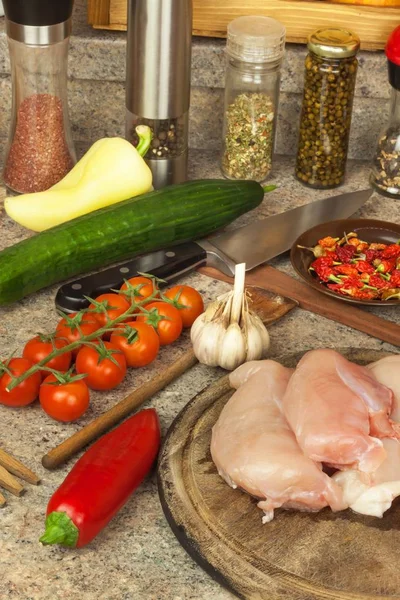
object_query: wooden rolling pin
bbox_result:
[199,265,400,347]
[42,348,198,470]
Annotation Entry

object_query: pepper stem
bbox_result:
[39,511,79,548]
[262,184,277,193]
[135,125,153,157]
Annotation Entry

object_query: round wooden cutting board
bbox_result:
[157,349,400,600]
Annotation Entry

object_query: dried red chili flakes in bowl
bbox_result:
[290,219,400,306]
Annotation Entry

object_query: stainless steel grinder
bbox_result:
[125,0,192,189]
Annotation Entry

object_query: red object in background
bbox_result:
[386,25,400,66]
[39,408,161,548]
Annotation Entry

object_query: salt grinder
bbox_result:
[2,0,76,195]
[125,0,192,189]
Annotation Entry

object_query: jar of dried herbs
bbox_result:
[295,28,360,189]
[370,25,400,198]
[221,16,286,183]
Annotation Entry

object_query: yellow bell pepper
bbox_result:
[4,126,153,232]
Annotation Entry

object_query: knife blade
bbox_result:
[55,188,371,313]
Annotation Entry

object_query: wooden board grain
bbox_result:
[158,349,400,600]
[88,0,400,50]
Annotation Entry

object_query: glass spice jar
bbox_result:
[221,16,286,183]
[370,25,400,198]
[2,0,76,195]
[295,28,360,189]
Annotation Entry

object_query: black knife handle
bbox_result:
[55,242,207,314]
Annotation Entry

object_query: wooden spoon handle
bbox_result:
[199,265,400,347]
[0,449,40,485]
[0,491,6,507]
[42,348,198,470]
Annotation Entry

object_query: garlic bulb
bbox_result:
[191,263,270,370]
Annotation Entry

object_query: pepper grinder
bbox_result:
[2,0,76,194]
[125,0,192,189]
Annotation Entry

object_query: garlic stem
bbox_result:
[230,263,246,324]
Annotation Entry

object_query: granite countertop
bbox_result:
[0,151,399,600]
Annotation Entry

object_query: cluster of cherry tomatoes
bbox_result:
[0,275,204,424]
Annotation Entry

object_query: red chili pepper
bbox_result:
[365,249,382,263]
[391,270,400,287]
[369,274,391,289]
[39,409,161,548]
[376,259,397,274]
[334,265,359,277]
[382,244,400,259]
[336,244,356,263]
[310,256,336,281]
[354,260,375,274]
[318,236,339,248]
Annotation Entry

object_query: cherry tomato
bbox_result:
[56,312,101,357]
[0,358,42,407]
[120,275,158,304]
[75,341,127,391]
[88,293,130,328]
[136,301,182,346]
[110,321,160,368]
[22,336,72,378]
[163,285,204,328]
[40,374,90,422]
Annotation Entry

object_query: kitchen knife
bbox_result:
[55,188,371,313]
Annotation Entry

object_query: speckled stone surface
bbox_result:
[0,151,399,600]
[0,0,393,161]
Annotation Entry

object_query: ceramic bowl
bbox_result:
[290,218,400,306]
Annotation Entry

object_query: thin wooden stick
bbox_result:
[0,449,40,485]
[0,464,24,496]
[42,348,198,470]
[0,491,6,507]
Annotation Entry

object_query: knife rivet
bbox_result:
[166,251,175,258]
[120,267,130,273]
[71,283,82,290]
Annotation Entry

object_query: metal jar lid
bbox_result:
[308,27,360,59]
[226,16,286,64]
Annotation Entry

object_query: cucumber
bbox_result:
[0,179,265,305]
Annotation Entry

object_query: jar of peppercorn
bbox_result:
[295,28,360,189]
[370,25,400,198]
[221,16,286,183]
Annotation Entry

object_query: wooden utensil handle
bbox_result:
[0,449,40,485]
[0,491,6,507]
[199,265,400,347]
[42,348,198,470]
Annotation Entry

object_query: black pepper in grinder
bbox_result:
[125,0,192,189]
[370,26,400,198]
[2,0,76,194]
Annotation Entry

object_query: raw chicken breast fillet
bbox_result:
[368,355,400,423]
[282,349,388,473]
[333,439,400,517]
[211,360,346,523]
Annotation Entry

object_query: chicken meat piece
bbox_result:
[282,349,387,473]
[336,354,394,438]
[211,360,346,523]
[229,359,289,389]
[368,355,400,423]
[333,439,400,517]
